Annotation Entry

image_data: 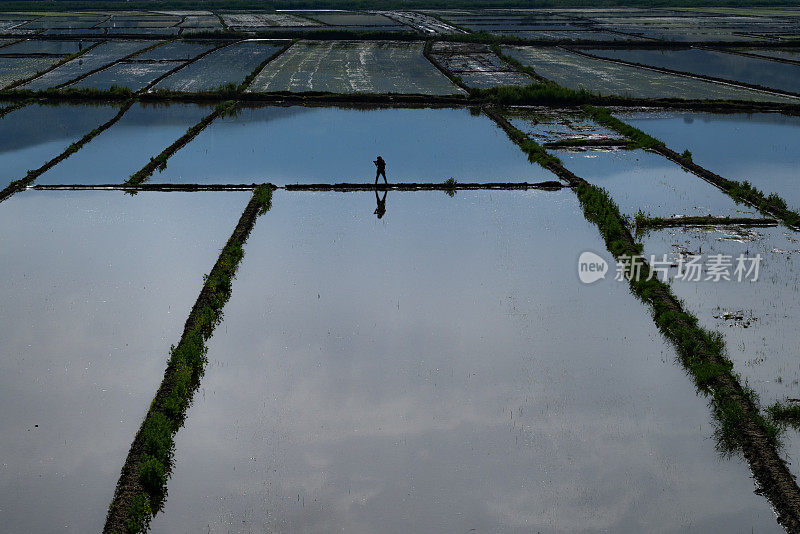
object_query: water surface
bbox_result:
[618,111,800,211]
[0,104,118,190]
[0,190,250,533]
[35,103,212,185]
[153,106,556,185]
[150,190,780,533]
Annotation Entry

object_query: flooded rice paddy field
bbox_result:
[581,47,800,95]
[153,40,285,92]
[502,46,799,103]
[247,41,461,95]
[1,7,800,532]
[0,103,118,190]
[616,111,800,211]
[34,103,211,184]
[555,148,751,219]
[149,190,779,533]
[144,106,554,185]
[0,190,250,532]
[20,40,154,90]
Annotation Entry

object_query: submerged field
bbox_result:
[1,7,800,534]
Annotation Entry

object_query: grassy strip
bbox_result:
[0,99,135,203]
[488,107,800,529]
[3,85,800,115]
[4,40,104,89]
[635,214,778,229]
[104,185,273,534]
[126,100,236,185]
[584,105,800,229]
[769,402,800,431]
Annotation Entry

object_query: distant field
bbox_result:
[247,40,462,95]
[502,45,800,102]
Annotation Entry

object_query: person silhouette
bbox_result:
[374,185,387,219]
[374,155,387,185]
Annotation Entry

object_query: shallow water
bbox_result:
[508,110,625,143]
[34,102,211,185]
[0,190,250,533]
[153,40,284,92]
[554,148,749,218]
[583,48,800,95]
[617,111,800,211]
[151,106,556,185]
[69,60,178,91]
[640,225,800,479]
[21,40,155,89]
[502,45,798,103]
[0,39,97,55]
[150,190,780,533]
[0,103,118,190]
[248,41,461,95]
[0,56,61,88]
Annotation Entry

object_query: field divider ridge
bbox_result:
[103,184,273,534]
[484,103,800,531]
[31,180,567,192]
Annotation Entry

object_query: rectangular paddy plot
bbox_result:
[68,60,177,91]
[302,12,401,26]
[618,111,800,211]
[430,42,532,89]
[554,148,748,219]
[375,11,462,35]
[582,47,800,95]
[148,106,556,185]
[247,40,462,95]
[0,190,251,533]
[153,40,284,92]
[0,56,61,88]
[131,40,215,61]
[736,48,800,62]
[21,40,155,90]
[0,39,96,55]
[221,13,320,28]
[34,102,212,185]
[0,103,118,190]
[149,190,780,533]
[507,109,626,144]
[501,45,800,103]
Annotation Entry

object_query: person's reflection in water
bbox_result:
[374,185,387,219]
